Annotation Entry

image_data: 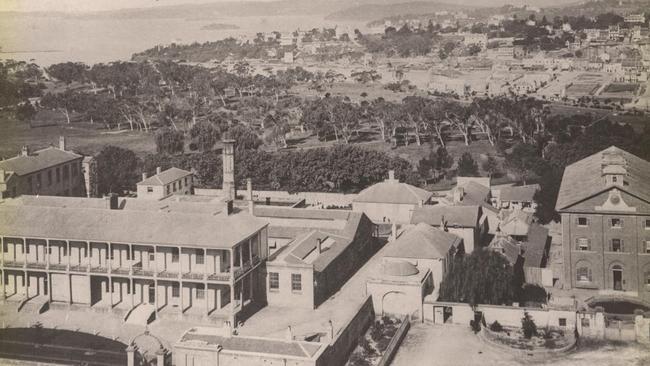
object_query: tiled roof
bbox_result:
[138,167,192,186]
[179,333,324,359]
[382,223,462,260]
[354,180,432,205]
[556,146,650,211]
[410,205,480,228]
[0,203,266,250]
[499,184,540,202]
[0,147,82,176]
[489,223,549,268]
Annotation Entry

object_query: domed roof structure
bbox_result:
[383,260,419,277]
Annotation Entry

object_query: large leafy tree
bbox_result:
[456,152,480,177]
[96,146,140,195]
[439,249,515,306]
[155,128,185,155]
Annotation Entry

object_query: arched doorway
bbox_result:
[611,264,623,291]
[381,291,409,316]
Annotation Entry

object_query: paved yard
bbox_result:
[392,323,649,366]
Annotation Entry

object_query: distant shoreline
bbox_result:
[201,23,240,31]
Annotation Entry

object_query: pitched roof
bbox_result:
[382,223,462,260]
[354,180,432,205]
[137,167,192,186]
[0,203,266,250]
[410,205,480,228]
[489,223,549,267]
[0,147,82,176]
[556,146,650,211]
[499,184,540,202]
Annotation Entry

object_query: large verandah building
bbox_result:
[0,196,269,326]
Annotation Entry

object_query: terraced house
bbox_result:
[0,194,269,326]
[557,146,650,302]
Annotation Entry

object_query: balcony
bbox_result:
[2,261,23,268]
[112,267,131,275]
[132,267,154,277]
[26,262,47,269]
[157,270,178,279]
[69,264,88,272]
[233,262,252,279]
[252,255,261,265]
[49,263,67,271]
[207,273,231,282]
[90,266,108,274]
[182,272,204,280]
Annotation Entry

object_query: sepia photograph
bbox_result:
[0,0,649,365]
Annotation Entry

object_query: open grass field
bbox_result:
[604,83,639,94]
[0,112,155,158]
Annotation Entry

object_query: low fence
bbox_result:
[377,316,411,366]
[479,326,576,357]
[319,296,375,366]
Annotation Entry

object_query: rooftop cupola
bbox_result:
[601,149,626,188]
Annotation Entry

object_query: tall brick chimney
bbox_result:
[222,139,237,200]
[20,146,29,157]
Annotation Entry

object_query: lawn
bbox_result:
[0,112,155,158]
[604,83,639,94]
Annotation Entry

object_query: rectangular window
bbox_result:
[196,289,205,299]
[185,177,189,186]
[577,267,592,282]
[196,252,204,265]
[56,167,60,183]
[291,273,302,292]
[611,239,623,252]
[172,285,180,298]
[178,179,183,189]
[173,182,177,192]
[577,217,588,226]
[166,185,171,195]
[645,219,650,229]
[63,165,69,181]
[172,252,179,263]
[645,241,650,254]
[147,186,153,193]
[269,272,279,290]
[611,218,622,228]
[559,318,567,327]
[149,252,155,262]
[576,238,590,251]
[47,170,52,185]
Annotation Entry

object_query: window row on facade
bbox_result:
[267,271,302,292]
[574,237,650,253]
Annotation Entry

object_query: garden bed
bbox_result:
[481,320,575,354]
[346,316,403,366]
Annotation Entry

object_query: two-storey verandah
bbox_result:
[0,228,267,325]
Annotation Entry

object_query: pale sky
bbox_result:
[0,0,573,13]
[0,0,265,13]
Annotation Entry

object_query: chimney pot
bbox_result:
[59,136,66,151]
[142,172,147,181]
[21,146,29,157]
[286,326,293,341]
[156,167,162,175]
[388,170,395,182]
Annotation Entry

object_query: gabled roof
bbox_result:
[499,184,540,203]
[410,205,480,228]
[489,223,549,268]
[0,202,266,250]
[382,223,462,260]
[556,146,650,211]
[0,147,82,176]
[354,180,432,205]
[138,167,192,186]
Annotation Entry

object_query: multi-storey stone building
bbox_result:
[0,195,269,326]
[0,137,85,198]
[556,146,650,302]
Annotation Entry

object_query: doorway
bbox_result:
[612,265,623,291]
[148,286,156,304]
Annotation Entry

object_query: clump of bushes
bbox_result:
[489,320,503,332]
[521,312,538,339]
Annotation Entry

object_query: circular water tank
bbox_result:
[383,260,419,277]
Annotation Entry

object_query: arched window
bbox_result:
[576,266,592,282]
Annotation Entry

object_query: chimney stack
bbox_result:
[59,136,66,151]
[106,193,119,210]
[441,215,448,232]
[391,223,397,240]
[223,199,234,216]
[286,326,293,341]
[21,146,29,157]
[247,178,255,215]
[156,166,162,175]
[142,172,148,181]
[222,139,237,200]
[453,186,464,203]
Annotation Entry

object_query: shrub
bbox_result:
[489,320,503,332]
[470,319,481,333]
[521,312,537,339]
